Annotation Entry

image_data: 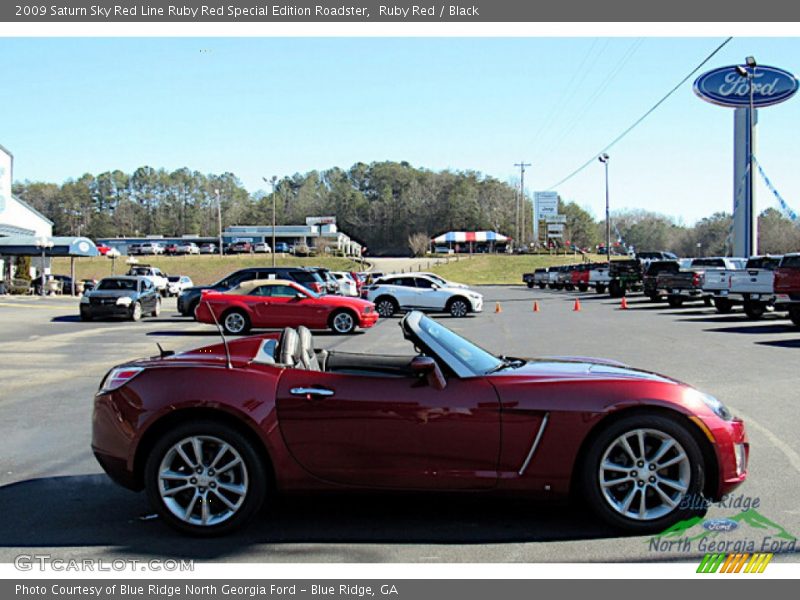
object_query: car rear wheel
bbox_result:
[713,298,733,314]
[448,298,470,318]
[648,293,661,303]
[144,420,268,536]
[743,301,765,320]
[130,302,142,321]
[667,296,684,308]
[222,310,251,335]
[581,413,705,533]
[526,281,534,288]
[788,307,800,327]
[375,297,398,318]
[538,283,546,289]
[595,284,606,294]
[578,284,589,292]
[152,297,162,317]
[330,310,356,334]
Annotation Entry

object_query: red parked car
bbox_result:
[774,253,800,326]
[92,311,748,536]
[96,244,111,256]
[195,279,378,335]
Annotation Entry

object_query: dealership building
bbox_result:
[99,217,363,256]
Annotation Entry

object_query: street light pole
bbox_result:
[215,188,223,258]
[264,176,278,267]
[736,56,758,256]
[598,154,610,264]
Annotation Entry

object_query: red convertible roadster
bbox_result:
[92,311,748,536]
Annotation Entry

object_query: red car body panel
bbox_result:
[194,285,378,331]
[92,335,747,502]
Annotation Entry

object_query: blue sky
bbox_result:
[1,36,799,224]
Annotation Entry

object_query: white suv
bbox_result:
[365,274,483,318]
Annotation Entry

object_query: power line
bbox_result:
[546,37,734,191]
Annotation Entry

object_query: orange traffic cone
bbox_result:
[620,296,629,310]
[495,302,502,313]
[533,301,540,313]
[573,298,582,312]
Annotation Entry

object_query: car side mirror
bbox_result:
[410,356,447,391]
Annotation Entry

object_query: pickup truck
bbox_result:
[774,253,800,326]
[523,268,548,289]
[607,259,643,298]
[703,255,782,318]
[126,264,169,295]
[643,260,680,302]
[588,263,611,294]
[656,257,746,308]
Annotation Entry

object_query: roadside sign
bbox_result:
[547,223,565,232]
[534,191,558,219]
[546,214,567,223]
[547,232,563,239]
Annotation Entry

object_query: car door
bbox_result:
[259,285,328,329]
[275,367,501,490]
[411,277,446,309]
[387,277,420,308]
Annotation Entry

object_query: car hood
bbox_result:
[183,285,216,294]
[321,295,375,309]
[491,357,677,384]
[87,290,138,299]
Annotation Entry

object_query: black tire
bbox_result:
[188,300,200,321]
[595,284,606,295]
[648,293,661,303]
[554,283,564,291]
[144,419,268,536]
[222,309,251,335]
[447,297,470,318]
[580,413,706,534]
[667,296,684,308]
[130,301,142,321]
[538,283,546,290]
[713,298,733,314]
[743,301,765,320]
[329,309,357,334]
[526,281,534,289]
[788,307,800,327]
[703,297,713,307]
[608,281,625,298]
[152,297,162,318]
[578,284,589,293]
[565,284,575,291]
[374,296,398,318]
[80,310,92,321]
[548,284,556,290]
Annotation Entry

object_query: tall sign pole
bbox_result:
[694,59,797,258]
[514,162,531,248]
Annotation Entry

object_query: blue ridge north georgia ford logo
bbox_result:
[694,65,799,108]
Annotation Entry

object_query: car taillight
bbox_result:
[100,367,144,392]
[692,272,702,286]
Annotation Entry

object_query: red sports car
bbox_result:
[195,279,378,335]
[92,311,748,536]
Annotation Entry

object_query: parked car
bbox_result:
[703,255,782,317]
[308,267,340,294]
[643,260,680,302]
[96,244,111,256]
[81,279,98,294]
[588,263,611,294]
[80,276,161,321]
[330,271,359,297]
[92,310,748,536]
[199,243,218,254]
[163,243,180,256]
[138,242,165,255]
[195,279,378,335]
[433,245,454,254]
[176,242,200,255]
[607,259,644,298]
[364,274,483,318]
[178,267,327,318]
[524,268,548,289]
[253,242,272,253]
[126,243,143,256]
[126,264,169,295]
[774,253,800,326]
[30,274,76,295]
[166,275,194,297]
[274,242,290,253]
[657,257,746,308]
[226,241,253,254]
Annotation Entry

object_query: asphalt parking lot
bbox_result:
[0,287,798,563]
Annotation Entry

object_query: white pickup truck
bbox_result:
[126,264,169,296]
[588,263,611,294]
[702,255,782,318]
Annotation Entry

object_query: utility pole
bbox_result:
[263,176,278,267]
[598,154,610,264]
[514,162,531,249]
[215,188,223,257]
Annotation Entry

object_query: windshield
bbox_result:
[168,276,180,282]
[98,278,137,291]
[417,315,502,375]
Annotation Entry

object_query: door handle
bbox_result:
[290,387,335,397]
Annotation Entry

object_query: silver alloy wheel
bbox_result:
[598,428,691,521]
[224,312,246,334]
[157,435,248,527]
[132,302,142,321]
[450,299,468,317]
[332,312,355,333]
[376,299,396,317]
[153,298,161,317]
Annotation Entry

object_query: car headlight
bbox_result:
[363,306,373,314]
[80,296,90,304]
[699,391,733,421]
[116,297,133,306]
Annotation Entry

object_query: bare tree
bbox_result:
[408,232,430,257]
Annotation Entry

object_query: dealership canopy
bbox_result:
[431,231,509,244]
[0,236,100,257]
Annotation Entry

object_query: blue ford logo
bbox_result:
[702,518,739,532]
[694,65,798,108]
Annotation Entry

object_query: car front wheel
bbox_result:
[144,420,268,536]
[714,298,733,314]
[330,310,356,334]
[130,302,142,321]
[789,306,800,327]
[581,413,705,534]
[448,298,470,318]
[152,297,162,317]
[222,310,251,335]
[375,297,398,318]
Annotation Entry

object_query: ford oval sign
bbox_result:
[694,65,798,108]
[702,518,739,533]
